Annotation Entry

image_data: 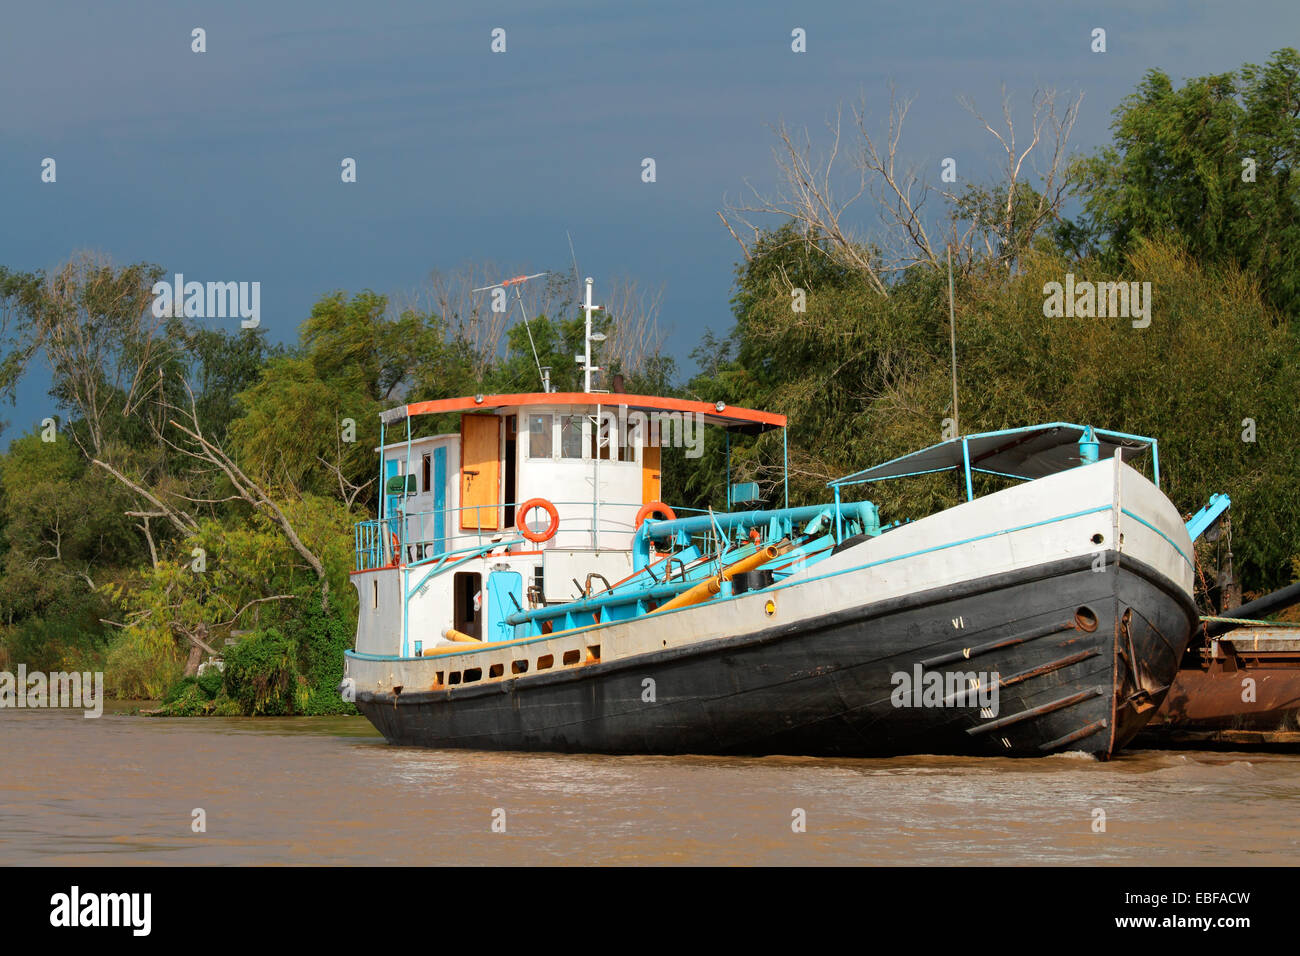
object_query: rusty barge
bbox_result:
[1138,580,1300,748]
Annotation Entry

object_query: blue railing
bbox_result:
[353,500,714,571]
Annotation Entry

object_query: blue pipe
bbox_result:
[505,580,699,627]
[633,501,878,570]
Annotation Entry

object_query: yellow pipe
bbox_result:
[419,629,482,657]
[419,541,789,653]
[651,543,788,614]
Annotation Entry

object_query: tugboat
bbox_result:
[343,284,1201,758]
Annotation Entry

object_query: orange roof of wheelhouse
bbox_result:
[389,393,786,431]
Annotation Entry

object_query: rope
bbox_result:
[1200,615,1300,628]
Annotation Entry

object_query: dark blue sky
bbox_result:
[3,0,1296,443]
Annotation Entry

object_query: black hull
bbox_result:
[356,551,1197,758]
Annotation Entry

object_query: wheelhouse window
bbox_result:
[586,415,637,461]
[560,415,583,459]
[617,418,637,462]
[528,414,553,459]
[624,416,646,462]
[589,415,612,460]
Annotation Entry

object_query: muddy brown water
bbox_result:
[3,705,1299,865]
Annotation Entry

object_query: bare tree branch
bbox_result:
[720,84,1083,279]
[317,454,375,509]
[852,88,942,274]
[716,210,752,262]
[723,106,890,294]
[164,378,329,605]
[93,458,198,536]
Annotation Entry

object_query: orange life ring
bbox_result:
[517,497,560,543]
[635,501,676,530]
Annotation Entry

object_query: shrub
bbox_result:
[221,628,300,716]
[284,601,358,716]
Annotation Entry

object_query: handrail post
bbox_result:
[962,436,974,502]
[783,427,789,509]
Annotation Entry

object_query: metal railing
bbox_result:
[353,499,711,571]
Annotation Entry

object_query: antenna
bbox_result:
[567,231,582,301]
[472,271,550,392]
[948,246,959,437]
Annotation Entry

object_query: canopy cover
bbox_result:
[830,423,1155,486]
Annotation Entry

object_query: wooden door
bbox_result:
[641,445,661,503]
[460,415,501,530]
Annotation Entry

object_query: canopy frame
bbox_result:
[829,422,1159,502]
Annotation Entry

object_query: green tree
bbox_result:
[1068,48,1300,318]
[230,291,470,504]
[102,492,358,698]
[0,431,139,623]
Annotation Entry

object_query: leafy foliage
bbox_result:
[221,628,300,716]
[1069,48,1300,318]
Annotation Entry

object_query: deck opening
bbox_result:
[1074,607,1099,632]
[489,663,504,678]
[586,645,601,663]
[453,571,482,640]
[463,668,482,683]
[512,659,528,674]
[448,672,462,685]
[537,654,554,670]
[563,649,581,665]
[503,414,517,529]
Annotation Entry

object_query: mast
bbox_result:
[580,277,603,393]
[578,277,607,546]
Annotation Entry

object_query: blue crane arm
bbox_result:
[1186,493,1231,543]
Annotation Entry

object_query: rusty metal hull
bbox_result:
[356,551,1197,759]
[1138,628,1300,748]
